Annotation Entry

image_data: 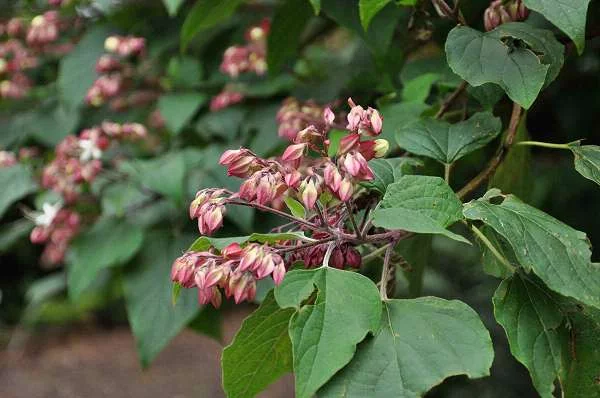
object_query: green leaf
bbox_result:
[396,234,432,297]
[489,113,532,201]
[0,165,37,219]
[445,26,550,109]
[267,0,313,73]
[361,157,421,194]
[188,305,222,342]
[401,73,440,103]
[308,0,321,14]
[464,192,600,309]
[101,182,150,217]
[180,0,245,49]
[58,25,113,109]
[248,232,309,244]
[167,57,203,87]
[522,0,591,54]
[284,197,306,219]
[158,93,207,135]
[162,0,184,16]
[222,291,294,398]
[488,23,565,87]
[372,176,470,243]
[378,101,430,144]
[396,112,502,164]
[320,297,494,397]
[67,217,144,301]
[564,306,600,398]
[122,151,187,205]
[188,236,249,251]
[493,275,568,398]
[275,268,381,398]
[468,83,505,110]
[478,226,517,279]
[359,0,392,30]
[123,231,200,367]
[0,218,33,253]
[569,144,600,187]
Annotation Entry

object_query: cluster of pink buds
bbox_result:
[484,0,529,31]
[28,202,80,267]
[0,150,17,167]
[42,122,146,202]
[220,19,269,78]
[26,11,60,47]
[276,98,335,141]
[171,242,286,307]
[210,86,245,111]
[86,35,161,111]
[0,39,36,99]
[189,189,229,235]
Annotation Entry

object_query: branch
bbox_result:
[435,81,468,119]
[457,102,523,200]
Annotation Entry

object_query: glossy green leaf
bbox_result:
[401,73,440,103]
[180,0,245,49]
[372,176,469,243]
[162,0,184,16]
[267,0,313,73]
[446,26,550,109]
[222,291,294,398]
[522,0,591,54]
[123,232,199,367]
[158,93,207,135]
[0,164,37,219]
[379,101,430,143]
[58,25,112,108]
[67,217,144,301]
[569,144,600,187]
[396,112,502,164]
[275,268,381,398]
[284,197,306,219]
[464,192,600,309]
[320,297,494,397]
[493,275,567,398]
[478,226,516,279]
[359,0,392,30]
[361,157,420,194]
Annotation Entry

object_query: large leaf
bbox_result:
[67,217,144,300]
[396,112,502,165]
[396,234,432,297]
[222,291,294,398]
[0,164,37,219]
[401,73,440,103]
[180,0,245,49]
[320,297,494,397]
[359,0,392,29]
[158,93,207,135]
[493,275,568,398]
[0,218,33,253]
[267,0,313,73]
[58,25,113,109]
[522,0,591,54]
[372,176,469,243]
[162,0,184,16]
[446,25,550,109]
[378,101,430,143]
[464,191,600,309]
[564,306,600,398]
[123,232,200,367]
[275,268,381,398]
[361,157,421,194]
[569,144,600,187]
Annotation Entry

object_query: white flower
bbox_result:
[78,139,103,162]
[33,202,62,227]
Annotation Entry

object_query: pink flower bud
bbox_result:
[299,178,319,209]
[222,242,243,259]
[272,261,286,285]
[331,247,345,269]
[337,176,354,201]
[338,133,360,155]
[369,109,383,135]
[323,107,335,125]
[30,226,49,243]
[281,143,306,162]
[324,162,343,193]
[284,170,302,188]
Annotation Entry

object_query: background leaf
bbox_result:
[162,0,185,16]
[570,145,600,187]
[0,165,37,219]
[158,93,207,135]
[181,0,245,49]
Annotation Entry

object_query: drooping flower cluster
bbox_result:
[484,0,529,31]
[42,122,147,202]
[29,202,80,267]
[86,35,162,110]
[210,19,270,112]
[276,98,334,141]
[171,242,285,307]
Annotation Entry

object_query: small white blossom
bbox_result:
[33,202,62,227]
[78,139,103,162]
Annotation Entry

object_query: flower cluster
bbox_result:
[0,150,17,167]
[42,122,147,202]
[171,242,285,307]
[178,99,387,307]
[29,202,80,267]
[86,35,161,110]
[276,98,333,141]
[484,0,529,31]
[210,19,270,112]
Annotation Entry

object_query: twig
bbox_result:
[457,102,523,200]
[227,199,324,232]
[344,201,361,239]
[379,243,395,300]
[435,81,468,119]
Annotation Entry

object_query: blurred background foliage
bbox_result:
[1,0,600,396]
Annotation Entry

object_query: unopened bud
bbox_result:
[373,139,389,158]
[104,36,119,52]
